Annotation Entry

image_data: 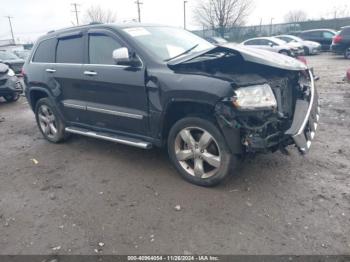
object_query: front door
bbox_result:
[81,29,149,136]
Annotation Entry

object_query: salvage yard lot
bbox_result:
[0,53,349,254]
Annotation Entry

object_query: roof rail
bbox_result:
[89,22,102,25]
[47,30,55,34]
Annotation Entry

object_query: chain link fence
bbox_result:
[192,17,350,42]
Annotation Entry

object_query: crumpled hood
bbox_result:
[225,44,307,70]
[168,43,307,71]
[0,63,9,74]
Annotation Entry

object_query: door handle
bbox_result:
[84,71,97,76]
[45,68,56,73]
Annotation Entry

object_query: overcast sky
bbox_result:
[0,0,349,43]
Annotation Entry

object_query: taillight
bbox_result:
[346,69,350,82]
[333,35,343,44]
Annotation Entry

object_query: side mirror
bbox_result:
[112,47,131,65]
[268,42,274,47]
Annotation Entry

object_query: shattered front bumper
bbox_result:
[285,70,319,154]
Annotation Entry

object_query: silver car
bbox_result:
[275,35,321,55]
[241,37,302,57]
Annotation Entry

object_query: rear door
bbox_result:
[81,29,148,136]
[52,31,89,125]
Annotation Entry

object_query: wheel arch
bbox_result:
[28,87,50,111]
[161,100,216,145]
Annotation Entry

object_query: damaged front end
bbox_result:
[169,45,319,155]
[216,69,319,155]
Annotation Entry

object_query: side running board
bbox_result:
[65,127,152,149]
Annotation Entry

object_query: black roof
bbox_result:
[44,22,166,37]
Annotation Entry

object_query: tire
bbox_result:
[35,98,68,143]
[3,93,20,102]
[303,46,310,56]
[167,117,235,187]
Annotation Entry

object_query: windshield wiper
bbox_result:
[165,44,199,62]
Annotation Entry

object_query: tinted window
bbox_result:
[33,39,56,63]
[302,31,317,38]
[89,34,123,65]
[56,36,83,63]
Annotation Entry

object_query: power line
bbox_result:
[71,3,80,25]
[135,0,143,23]
[5,16,15,44]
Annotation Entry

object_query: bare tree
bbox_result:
[83,5,116,24]
[284,10,307,23]
[194,0,253,37]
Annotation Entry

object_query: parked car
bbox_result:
[299,29,337,51]
[241,37,303,56]
[205,36,228,45]
[0,51,25,74]
[331,26,350,59]
[0,63,23,102]
[23,24,319,187]
[275,35,321,55]
[13,50,31,60]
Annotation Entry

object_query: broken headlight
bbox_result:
[232,84,277,110]
[7,68,15,77]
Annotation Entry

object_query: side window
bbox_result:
[32,38,56,63]
[310,31,321,37]
[89,34,123,65]
[323,32,334,39]
[245,40,259,45]
[56,36,84,64]
[260,39,271,46]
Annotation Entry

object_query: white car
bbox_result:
[241,37,302,57]
[275,35,321,55]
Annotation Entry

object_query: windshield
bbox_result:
[123,26,214,61]
[0,51,20,60]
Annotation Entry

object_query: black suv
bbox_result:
[331,26,350,58]
[23,24,319,186]
[299,29,337,51]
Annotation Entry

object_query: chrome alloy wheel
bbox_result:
[38,105,58,139]
[174,127,221,179]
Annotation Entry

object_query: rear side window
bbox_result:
[32,38,56,63]
[245,39,260,45]
[323,31,334,39]
[89,34,123,65]
[56,36,84,64]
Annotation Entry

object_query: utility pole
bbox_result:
[259,18,262,35]
[135,0,143,23]
[5,16,15,45]
[184,0,188,30]
[71,3,80,25]
[269,17,274,36]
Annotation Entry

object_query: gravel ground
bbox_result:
[0,53,349,255]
